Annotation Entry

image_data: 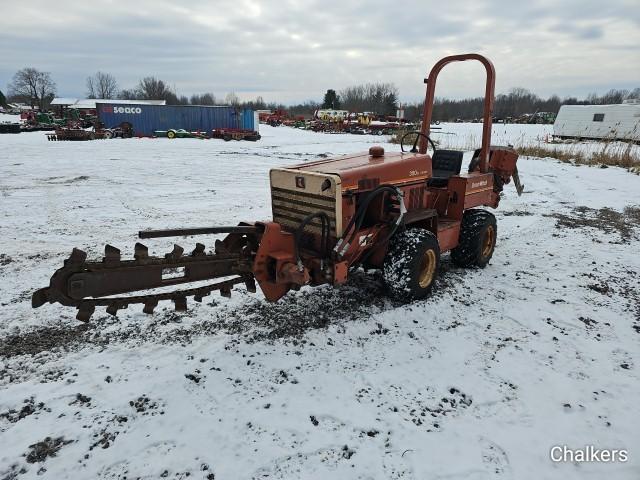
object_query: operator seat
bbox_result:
[427,149,464,187]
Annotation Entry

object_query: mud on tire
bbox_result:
[383,228,440,301]
[450,209,497,268]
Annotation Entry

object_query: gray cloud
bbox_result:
[0,0,638,103]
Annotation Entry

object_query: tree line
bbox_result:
[321,84,399,116]
[401,87,640,122]
[4,67,639,121]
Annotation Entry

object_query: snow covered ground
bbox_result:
[1,125,639,479]
[430,122,640,161]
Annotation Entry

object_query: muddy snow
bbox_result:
[1,123,639,479]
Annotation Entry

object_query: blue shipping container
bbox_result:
[96,104,257,136]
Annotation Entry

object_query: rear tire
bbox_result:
[383,228,440,301]
[167,130,176,139]
[450,209,497,268]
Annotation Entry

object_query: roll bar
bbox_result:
[419,54,495,173]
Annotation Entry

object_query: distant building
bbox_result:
[50,98,167,109]
[553,104,640,142]
[5,103,34,112]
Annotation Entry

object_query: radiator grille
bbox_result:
[271,186,337,237]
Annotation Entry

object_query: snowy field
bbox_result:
[430,122,640,161]
[1,124,639,479]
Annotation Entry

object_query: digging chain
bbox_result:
[32,243,256,322]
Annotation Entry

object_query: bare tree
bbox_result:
[86,71,118,99]
[225,92,239,106]
[118,88,140,100]
[8,68,56,110]
[190,93,216,105]
[339,83,398,115]
[254,96,266,109]
[117,77,183,104]
[137,77,173,100]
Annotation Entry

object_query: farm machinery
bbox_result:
[21,109,95,132]
[32,54,523,322]
[46,126,96,141]
[154,128,207,139]
[20,111,61,131]
[153,128,261,141]
[47,121,134,141]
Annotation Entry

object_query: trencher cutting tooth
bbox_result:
[76,305,95,322]
[143,299,158,315]
[65,248,87,266]
[214,240,228,253]
[220,286,232,298]
[173,297,187,311]
[245,277,257,293]
[192,243,206,256]
[134,242,149,260]
[104,244,121,263]
[165,244,184,260]
[106,304,119,316]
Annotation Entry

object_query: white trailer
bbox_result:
[553,104,640,142]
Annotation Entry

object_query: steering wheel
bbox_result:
[400,130,437,154]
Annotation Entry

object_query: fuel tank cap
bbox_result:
[369,146,385,157]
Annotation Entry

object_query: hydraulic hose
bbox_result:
[334,185,406,258]
[339,186,397,246]
[294,211,331,270]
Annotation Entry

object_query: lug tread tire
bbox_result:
[450,209,497,268]
[383,228,440,301]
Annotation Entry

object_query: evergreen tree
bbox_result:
[322,89,340,109]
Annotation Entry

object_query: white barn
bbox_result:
[553,103,640,142]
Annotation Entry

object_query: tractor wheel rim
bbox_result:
[418,249,437,288]
[482,225,495,257]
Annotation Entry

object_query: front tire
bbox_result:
[383,229,440,301]
[451,209,497,268]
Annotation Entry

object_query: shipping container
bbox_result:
[553,104,640,142]
[96,103,258,137]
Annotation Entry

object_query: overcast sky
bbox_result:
[1,0,638,103]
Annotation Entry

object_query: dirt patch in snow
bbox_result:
[135,262,463,345]
[25,436,73,463]
[0,264,465,359]
[223,271,403,341]
[0,397,47,427]
[0,323,92,358]
[547,205,640,241]
[500,209,534,217]
[581,265,640,337]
